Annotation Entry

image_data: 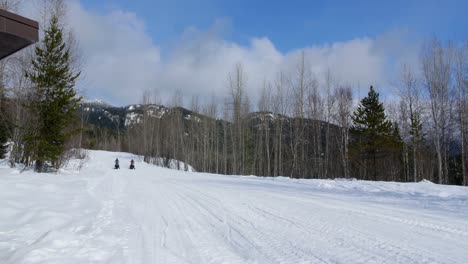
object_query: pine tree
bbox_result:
[351,86,394,180]
[26,16,80,172]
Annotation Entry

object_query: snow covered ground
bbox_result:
[1,150,468,264]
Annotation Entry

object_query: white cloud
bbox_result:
[19,1,417,108]
[66,2,161,105]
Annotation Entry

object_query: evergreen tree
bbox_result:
[351,86,394,180]
[26,16,80,172]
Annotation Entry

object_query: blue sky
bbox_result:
[21,0,466,106]
[80,0,467,53]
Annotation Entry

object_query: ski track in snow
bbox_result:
[1,150,468,263]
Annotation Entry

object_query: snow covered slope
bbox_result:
[1,150,468,263]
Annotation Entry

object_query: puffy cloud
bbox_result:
[66,2,161,105]
[19,1,416,107]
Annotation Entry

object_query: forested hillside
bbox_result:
[76,91,463,185]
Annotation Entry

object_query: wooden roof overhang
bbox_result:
[0,9,38,60]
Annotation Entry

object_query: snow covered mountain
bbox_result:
[1,150,467,263]
[79,100,332,133]
[79,100,200,129]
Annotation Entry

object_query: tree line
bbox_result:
[90,39,466,186]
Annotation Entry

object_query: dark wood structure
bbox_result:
[0,9,39,60]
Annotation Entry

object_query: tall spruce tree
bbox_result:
[26,16,80,172]
[351,86,394,180]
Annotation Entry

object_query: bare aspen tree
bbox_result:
[171,91,185,169]
[242,96,251,174]
[222,100,230,174]
[203,101,213,173]
[253,88,263,174]
[323,69,335,178]
[187,96,197,168]
[200,101,210,172]
[264,84,272,176]
[333,86,353,178]
[151,90,162,162]
[78,101,90,150]
[191,95,206,171]
[228,64,248,175]
[421,38,452,184]
[141,90,154,162]
[2,54,33,166]
[393,100,410,181]
[257,82,272,176]
[272,71,288,176]
[397,63,423,182]
[203,96,218,173]
[307,79,323,178]
[454,43,468,186]
[387,101,407,181]
[289,51,314,178]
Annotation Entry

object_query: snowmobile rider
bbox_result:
[114,158,120,169]
[130,159,135,170]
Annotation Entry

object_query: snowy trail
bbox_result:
[1,150,468,263]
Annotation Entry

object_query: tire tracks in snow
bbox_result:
[262,191,462,263]
[167,180,329,263]
[169,178,462,264]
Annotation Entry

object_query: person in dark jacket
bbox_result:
[130,159,135,170]
[114,158,120,169]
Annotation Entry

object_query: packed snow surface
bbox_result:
[1,150,468,264]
